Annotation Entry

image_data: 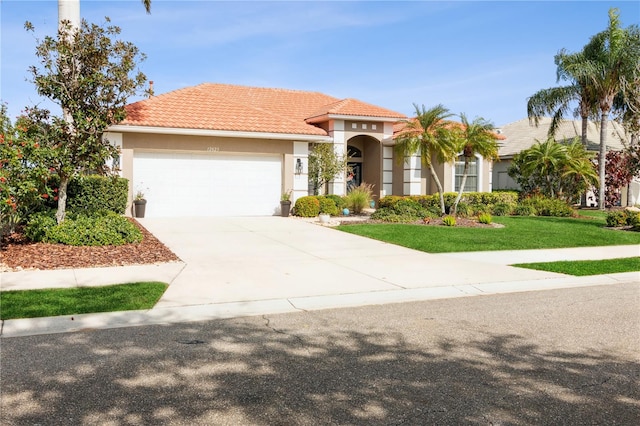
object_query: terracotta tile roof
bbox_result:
[122,83,405,136]
[497,117,627,157]
[305,98,406,123]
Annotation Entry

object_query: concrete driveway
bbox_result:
[140,216,562,309]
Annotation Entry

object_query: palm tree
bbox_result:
[519,138,567,198]
[450,114,500,215]
[564,8,640,209]
[527,49,598,146]
[394,104,458,215]
[560,139,599,203]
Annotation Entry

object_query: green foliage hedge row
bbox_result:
[373,193,574,222]
[44,175,128,214]
[294,195,342,217]
[25,210,142,246]
[379,192,519,211]
[606,209,640,228]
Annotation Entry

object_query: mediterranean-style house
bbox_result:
[106,83,498,217]
[493,117,639,206]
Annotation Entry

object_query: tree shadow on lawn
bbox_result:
[2,309,638,425]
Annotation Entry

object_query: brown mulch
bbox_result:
[0,219,181,272]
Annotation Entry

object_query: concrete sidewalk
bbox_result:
[1,217,638,337]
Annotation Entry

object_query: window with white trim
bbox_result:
[455,155,478,192]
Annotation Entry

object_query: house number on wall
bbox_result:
[206,147,220,152]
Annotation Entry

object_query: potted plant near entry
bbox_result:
[280,190,292,217]
[133,189,147,218]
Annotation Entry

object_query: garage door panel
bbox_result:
[133,152,282,217]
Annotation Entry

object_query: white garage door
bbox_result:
[133,151,282,217]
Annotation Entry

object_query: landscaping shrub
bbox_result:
[514,204,537,216]
[26,211,142,246]
[344,183,373,214]
[294,196,320,217]
[45,212,142,246]
[478,213,492,224]
[492,202,515,216]
[442,215,457,226]
[606,210,627,227]
[379,192,519,216]
[519,196,575,217]
[371,197,435,223]
[318,196,339,216]
[470,203,492,216]
[369,209,417,223]
[626,212,640,227]
[454,202,472,217]
[324,194,346,210]
[71,175,128,214]
[24,210,57,242]
[378,195,404,208]
[46,175,129,215]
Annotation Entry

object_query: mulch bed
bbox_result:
[0,219,180,272]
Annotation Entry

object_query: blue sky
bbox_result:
[2,0,639,127]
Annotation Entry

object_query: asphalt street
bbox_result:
[1,282,639,425]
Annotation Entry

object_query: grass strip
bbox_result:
[513,257,640,276]
[337,216,640,253]
[0,282,168,320]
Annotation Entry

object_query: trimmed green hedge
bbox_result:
[25,210,142,246]
[44,175,129,214]
[294,196,320,217]
[67,175,128,214]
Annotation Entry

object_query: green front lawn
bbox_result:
[337,216,640,253]
[0,282,168,320]
[514,257,640,276]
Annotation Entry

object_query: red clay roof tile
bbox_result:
[122,83,406,136]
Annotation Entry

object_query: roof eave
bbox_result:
[108,125,333,142]
[305,114,405,124]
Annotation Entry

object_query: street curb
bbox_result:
[2,272,637,338]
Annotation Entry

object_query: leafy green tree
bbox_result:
[25,18,147,223]
[450,114,500,215]
[394,104,459,215]
[0,105,52,236]
[308,143,348,195]
[508,138,597,203]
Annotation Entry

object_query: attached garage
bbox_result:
[133,151,282,217]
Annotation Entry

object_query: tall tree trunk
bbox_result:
[581,116,588,146]
[598,112,609,210]
[427,162,446,215]
[452,159,470,216]
[56,176,69,224]
[627,134,638,206]
[57,1,79,223]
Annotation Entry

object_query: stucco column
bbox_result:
[404,152,422,195]
[328,120,346,195]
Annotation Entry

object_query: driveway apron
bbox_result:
[138,217,561,308]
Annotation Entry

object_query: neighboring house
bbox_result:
[106,83,502,218]
[493,117,638,206]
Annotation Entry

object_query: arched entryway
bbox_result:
[346,135,382,199]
